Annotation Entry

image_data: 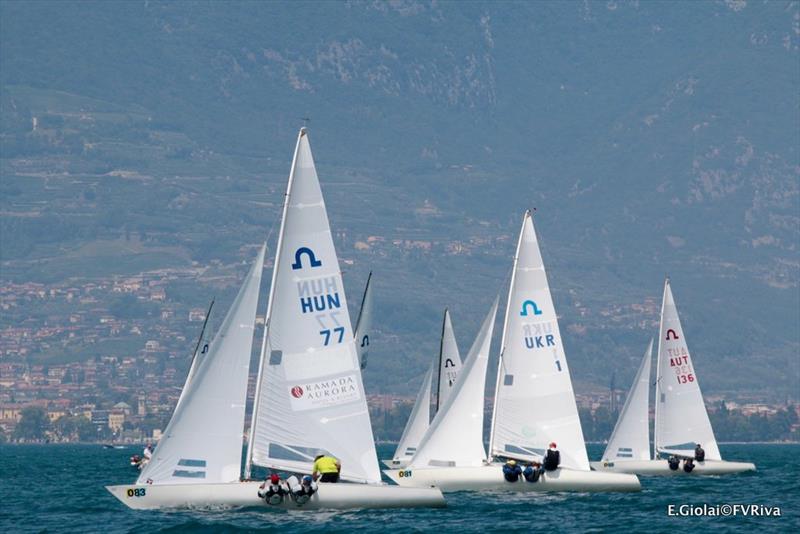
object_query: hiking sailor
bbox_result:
[543,442,560,471]
[668,454,680,471]
[683,457,695,473]
[523,461,543,483]
[285,474,318,505]
[502,459,522,482]
[258,473,287,505]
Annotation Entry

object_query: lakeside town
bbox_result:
[2,251,798,445]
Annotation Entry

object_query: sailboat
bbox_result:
[384,211,640,492]
[106,129,444,510]
[386,308,463,468]
[591,279,755,475]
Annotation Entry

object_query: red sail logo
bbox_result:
[290,386,304,398]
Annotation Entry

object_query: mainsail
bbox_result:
[654,279,721,460]
[392,364,433,462]
[354,272,374,370]
[139,246,265,485]
[488,211,590,470]
[246,129,381,484]
[602,340,653,462]
[436,309,462,411]
[408,299,498,469]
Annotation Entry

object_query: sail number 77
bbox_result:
[320,327,345,346]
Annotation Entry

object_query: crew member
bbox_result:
[258,473,287,505]
[285,474,317,505]
[694,443,705,462]
[668,455,680,471]
[300,475,318,497]
[523,461,542,483]
[543,442,560,471]
[502,459,522,482]
[683,458,695,473]
[312,454,341,483]
[143,443,153,461]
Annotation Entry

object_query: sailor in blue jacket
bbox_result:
[503,459,522,482]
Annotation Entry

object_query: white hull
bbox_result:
[107,481,445,510]
[590,459,756,476]
[383,464,640,493]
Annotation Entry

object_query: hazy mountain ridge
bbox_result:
[1,0,798,398]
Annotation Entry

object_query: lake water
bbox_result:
[1,443,797,532]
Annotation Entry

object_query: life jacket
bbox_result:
[543,450,560,471]
[695,448,705,462]
[683,459,695,473]
[264,483,287,505]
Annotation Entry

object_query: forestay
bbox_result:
[489,211,590,470]
[248,129,381,484]
[409,299,498,469]
[392,364,433,462]
[654,279,721,461]
[354,272,373,370]
[138,246,265,485]
[602,340,653,462]
[436,309,462,412]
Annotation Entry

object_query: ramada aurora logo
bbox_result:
[288,375,360,410]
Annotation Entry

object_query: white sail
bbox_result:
[391,364,433,462]
[408,299,498,469]
[175,299,215,410]
[602,340,653,462]
[654,279,721,460]
[488,211,590,470]
[436,309,462,412]
[247,129,381,484]
[354,272,374,370]
[139,246,265,485]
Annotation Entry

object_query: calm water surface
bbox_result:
[1,444,797,532]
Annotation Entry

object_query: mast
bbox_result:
[434,308,448,414]
[487,210,528,460]
[244,128,305,479]
[653,276,668,460]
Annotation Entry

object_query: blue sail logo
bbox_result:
[291,247,322,270]
[520,300,543,316]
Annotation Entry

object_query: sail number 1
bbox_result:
[126,488,146,498]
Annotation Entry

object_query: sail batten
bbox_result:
[248,130,381,484]
[139,246,265,485]
[489,212,590,471]
[602,340,653,462]
[654,279,721,461]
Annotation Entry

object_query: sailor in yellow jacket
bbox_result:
[312,454,341,483]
